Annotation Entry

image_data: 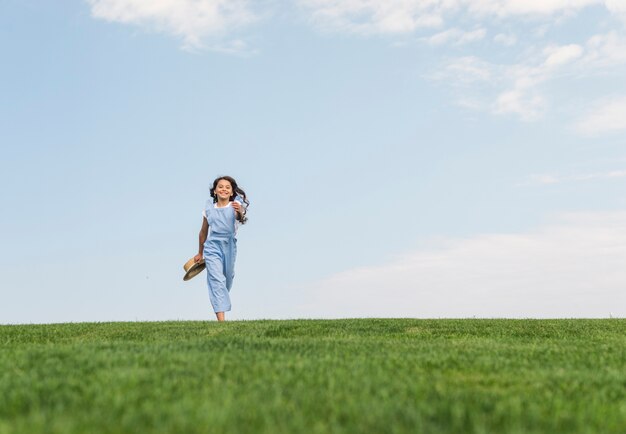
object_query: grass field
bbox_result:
[1,319,625,433]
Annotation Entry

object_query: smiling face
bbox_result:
[214,179,233,201]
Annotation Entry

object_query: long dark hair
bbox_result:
[210,175,249,224]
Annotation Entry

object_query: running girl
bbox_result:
[194,176,249,321]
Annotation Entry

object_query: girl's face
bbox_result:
[214,179,233,201]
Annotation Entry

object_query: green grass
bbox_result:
[1,319,625,433]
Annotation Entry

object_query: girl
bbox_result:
[194,176,249,321]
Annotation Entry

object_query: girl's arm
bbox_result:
[232,201,244,222]
[232,195,247,223]
[194,217,209,263]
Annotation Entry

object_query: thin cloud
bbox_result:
[427,28,463,45]
[426,28,486,46]
[433,32,626,121]
[457,28,486,44]
[543,44,584,68]
[491,44,583,119]
[300,1,626,123]
[522,170,626,185]
[88,0,261,51]
[605,0,626,21]
[295,211,626,318]
[432,48,562,120]
[430,56,493,83]
[300,0,444,34]
[493,90,545,120]
[466,0,602,18]
[493,33,517,46]
[581,31,626,69]
[300,0,617,36]
[576,96,626,135]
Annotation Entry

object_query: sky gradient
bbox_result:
[2,0,626,323]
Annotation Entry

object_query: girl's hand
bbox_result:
[194,253,203,264]
[232,201,245,221]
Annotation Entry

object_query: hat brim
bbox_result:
[183,261,206,281]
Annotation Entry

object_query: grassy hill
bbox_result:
[1,319,625,433]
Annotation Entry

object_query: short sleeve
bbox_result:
[202,199,213,219]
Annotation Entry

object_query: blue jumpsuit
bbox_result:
[202,197,244,313]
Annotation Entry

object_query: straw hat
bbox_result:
[183,257,206,281]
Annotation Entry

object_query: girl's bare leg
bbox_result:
[216,312,225,321]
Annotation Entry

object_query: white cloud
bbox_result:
[582,31,626,68]
[493,89,545,120]
[576,96,626,135]
[435,29,626,121]
[605,0,626,21]
[427,28,462,45]
[436,48,569,120]
[465,0,601,18]
[492,44,585,118]
[427,28,486,46]
[299,0,619,35]
[300,0,444,34]
[433,56,494,83]
[88,0,260,51]
[493,33,517,46]
[489,44,582,119]
[458,27,487,44]
[543,44,584,68]
[294,211,626,318]
[301,1,626,124]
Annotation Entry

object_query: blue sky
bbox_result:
[2,0,626,323]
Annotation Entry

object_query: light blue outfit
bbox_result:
[202,196,244,313]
